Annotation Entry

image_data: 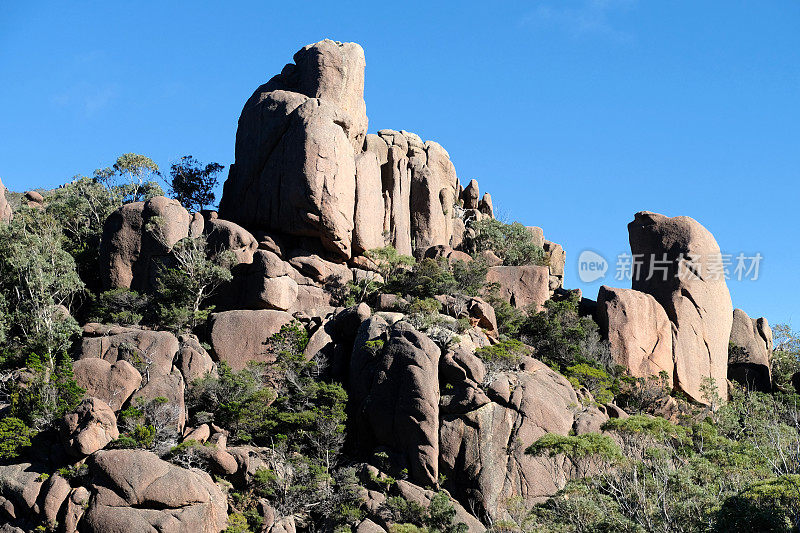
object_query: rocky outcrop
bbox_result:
[544,240,566,291]
[218,40,363,260]
[352,150,385,254]
[73,358,142,411]
[486,265,550,311]
[628,211,733,403]
[203,218,258,265]
[0,462,46,526]
[82,449,227,533]
[439,359,585,522]
[209,309,294,370]
[218,40,483,261]
[728,308,773,392]
[175,335,216,384]
[80,325,180,379]
[0,177,12,222]
[366,130,459,256]
[350,319,441,486]
[60,397,120,456]
[99,196,191,291]
[597,285,673,385]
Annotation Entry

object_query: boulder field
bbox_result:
[0,39,772,532]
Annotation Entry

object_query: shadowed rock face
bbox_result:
[628,211,733,403]
[349,319,441,487]
[728,308,773,392]
[99,196,191,291]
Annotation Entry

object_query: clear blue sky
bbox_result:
[1,1,798,326]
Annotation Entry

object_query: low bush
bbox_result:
[470,218,547,266]
[475,339,530,386]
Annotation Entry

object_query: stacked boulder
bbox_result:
[99,195,194,292]
[597,211,735,404]
[216,39,484,261]
[348,315,608,522]
[66,38,777,532]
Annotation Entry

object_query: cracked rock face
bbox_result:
[628,211,733,404]
[218,40,471,261]
[349,319,441,487]
[439,359,582,522]
[218,40,364,260]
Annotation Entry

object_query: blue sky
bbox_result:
[1,1,798,326]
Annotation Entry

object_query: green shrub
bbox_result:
[0,417,33,460]
[485,293,526,337]
[716,475,800,532]
[114,396,180,452]
[771,324,800,392]
[470,218,547,266]
[384,491,467,533]
[475,339,530,385]
[520,294,610,372]
[90,288,149,325]
[0,208,83,360]
[223,512,254,533]
[151,235,235,332]
[365,246,415,288]
[11,352,84,433]
[566,363,615,404]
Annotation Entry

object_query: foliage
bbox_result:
[365,246,416,288]
[486,293,526,337]
[470,218,547,266]
[10,352,84,433]
[0,417,33,460]
[151,235,235,332]
[361,247,488,306]
[169,155,224,212]
[475,339,530,385]
[114,396,181,454]
[89,288,150,325]
[46,176,119,285]
[615,372,673,415]
[526,433,624,479]
[93,152,163,204]
[384,491,468,533]
[523,387,800,532]
[715,475,800,533]
[566,363,615,404]
[0,207,83,360]
[772,323,800,392]
[223,512,253,533]
[186,361,274,442]
[188,323,347,462]
[520,294,611,372]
